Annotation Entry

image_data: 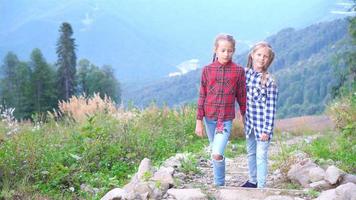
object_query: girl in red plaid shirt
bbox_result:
[195,34,246,186]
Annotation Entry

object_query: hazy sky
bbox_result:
[0,0,354,81]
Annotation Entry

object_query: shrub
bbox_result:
[326,92,356,132]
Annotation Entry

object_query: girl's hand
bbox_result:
[241,114,245,126]
[195,120,204,137]
[260,133,269,141]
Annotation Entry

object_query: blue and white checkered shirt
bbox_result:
[244,68,278,140]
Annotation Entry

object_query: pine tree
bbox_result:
[56,22,77,100]
[77,59,121,103]
[0,52,19,107]
[14,62,33,119]
[1,52,34,119]
[30,48,57,114]
[77,59,90,95]
[101,65,121,103]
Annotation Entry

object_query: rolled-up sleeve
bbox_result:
[236,69,246,116]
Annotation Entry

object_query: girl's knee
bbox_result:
[212,154,223,161]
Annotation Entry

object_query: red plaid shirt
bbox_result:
[197,60,246,122]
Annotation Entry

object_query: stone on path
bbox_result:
[167,188,207,200]
[316,182,356,200]
[264,195,294,200]
[216,188,305,200]
[308,167,325,182]
[325,165,345,185]
[287,159,318,187]
[341,174,356,185]
[100,188,126,200]
[309,180,333,191]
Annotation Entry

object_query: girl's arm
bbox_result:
[196,67,207,137]
[197,67,207,120]
[195,120,204,137]
[262,81,278,135]
[236,68,247,116]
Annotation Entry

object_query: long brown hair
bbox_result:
[212,33,236,62]
[246,41,275,86]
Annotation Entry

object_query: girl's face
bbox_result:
[215,40,234,65]
[251,47,270,72]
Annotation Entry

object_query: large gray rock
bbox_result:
[309,180,333,191]
[341,174,356,185]
[113,158,172,200]
[137,158,154,181]
[134,182,152,196]
[167,188,207,200]
[123,158,155,192]
[325,165,345,185]
[123,174,139,192]
[316,189,337,200]
[100,188,126,200]
[309,167,325,182]
[287,159,318,187]
[264,196,294,200]
[316,182,356,200]
[335,182,356,200]
[152,166,175,187]
[216,188,305,200]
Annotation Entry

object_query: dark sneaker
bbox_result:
[241,181,257,188]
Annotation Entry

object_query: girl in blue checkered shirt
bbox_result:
[241,42,278,188]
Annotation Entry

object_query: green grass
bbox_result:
[179,153,201,175]
[305,189,320,198]
[225,139,246,158]
[270,129,355,176]
[285,182,302,190]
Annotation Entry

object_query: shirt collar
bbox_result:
[211,60,233,67]
[247,67,262,76]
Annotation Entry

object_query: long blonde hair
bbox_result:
[246,41,275,86]
[212,33,236,62]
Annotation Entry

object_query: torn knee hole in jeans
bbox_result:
[212,154,224,161]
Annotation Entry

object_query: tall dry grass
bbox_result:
[56,93,135,123]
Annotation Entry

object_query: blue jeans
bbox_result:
[204,118,232,186]
[246,129,270,188]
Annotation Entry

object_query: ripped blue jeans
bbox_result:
[204,118,232,186]
[246,129,270,188]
